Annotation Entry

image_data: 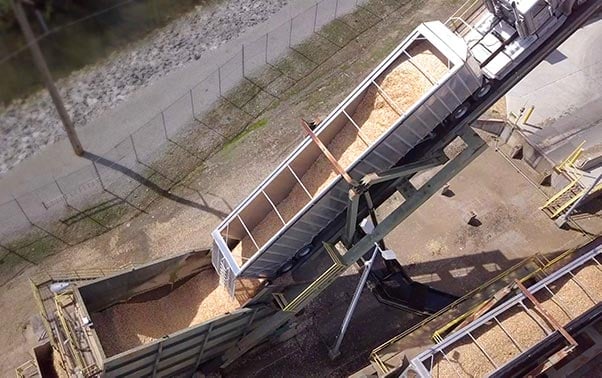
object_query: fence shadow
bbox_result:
[0,0,410,288]
[83,152,228,219]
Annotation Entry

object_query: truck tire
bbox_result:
[295,244,313,259]
[453,103,470,119]
[474,82,492,99]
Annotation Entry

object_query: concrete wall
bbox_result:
[79,249,212,312]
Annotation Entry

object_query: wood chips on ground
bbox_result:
[232,43,448,263]
[52,350,69,378]
[431,263,601,377]
[91,269,239,357]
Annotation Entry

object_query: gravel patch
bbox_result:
[0,0,288,176]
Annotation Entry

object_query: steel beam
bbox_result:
[343,189,361,247]
[329,245,380,359]
[360,155,448,187]
[342,129,486,267]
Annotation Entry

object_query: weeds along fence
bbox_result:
[0,0,406,285]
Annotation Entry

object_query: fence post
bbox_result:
[130,135,140,163]
[13,196,33,227]
[218,66,223,96]
[91,160,106,191]
[161,111,169,140]
[265,33,269,64]
[54,178,68,208]
[313,3,319,33]
[288,18,293,47]
[241,45,246,77]
[190,88,195,118]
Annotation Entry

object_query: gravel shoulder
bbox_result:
[0,0,288,176]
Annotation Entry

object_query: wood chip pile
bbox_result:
[52,350,69,378]
[431,263,601,377]
[91,270,240,357]
[232,42,449,263]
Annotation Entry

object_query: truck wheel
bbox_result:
[474,82,492,99]
[295,245,313,259]
[453,104,469,119]
[278,260,295,274]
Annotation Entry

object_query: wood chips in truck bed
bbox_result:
[431,263,601,377]
[91,269,240,357]
[232,42,448,264]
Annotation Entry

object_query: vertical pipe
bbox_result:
[329,245,379,359]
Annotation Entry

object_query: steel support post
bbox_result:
[343,189,361,247]
[342,129,487,266]
[344,155,447,247]
[329,245,380,359]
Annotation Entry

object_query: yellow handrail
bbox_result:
[540,175,582,210]
[370,246,582,374]
[555,141,585,173]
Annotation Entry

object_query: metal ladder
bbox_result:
[15,360,40,378]
[541,176,586,218]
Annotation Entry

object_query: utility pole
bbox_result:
[12,0,84,156]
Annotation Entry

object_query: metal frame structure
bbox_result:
[212,21,483,282]
[406,244,601,377]
[218,0,600,367]
[22,1,601,376]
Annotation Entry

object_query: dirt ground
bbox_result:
[1,0,600,376]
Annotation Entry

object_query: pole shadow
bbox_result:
[82,152,228,219]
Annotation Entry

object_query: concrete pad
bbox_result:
[378,148,599,297]
[506,17,602,167]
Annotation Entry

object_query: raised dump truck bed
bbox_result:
[212,21,482,286]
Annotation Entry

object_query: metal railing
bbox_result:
[0,0,406,287]
[369,245,585,374]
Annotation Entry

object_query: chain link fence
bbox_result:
[0,0,411,285]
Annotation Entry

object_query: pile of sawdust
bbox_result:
[431,264,601,377]
[91,269,240,357]
[231,43,448,263]
[52,349,69,378]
